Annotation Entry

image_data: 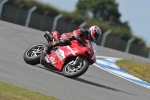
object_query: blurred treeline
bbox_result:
[5,0,147,46]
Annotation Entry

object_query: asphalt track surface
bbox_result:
[0,20,150,100]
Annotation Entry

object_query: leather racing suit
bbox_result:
[45,29,91,54]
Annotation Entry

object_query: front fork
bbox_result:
[72,56,85,67]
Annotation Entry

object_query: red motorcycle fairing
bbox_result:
[46,39,94,71]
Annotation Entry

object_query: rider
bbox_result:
[45,25,101,54]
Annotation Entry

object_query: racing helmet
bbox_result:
[88,25,101,42]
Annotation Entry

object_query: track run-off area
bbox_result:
[0,20,150,100]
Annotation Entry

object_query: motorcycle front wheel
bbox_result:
[62,58,89,78]
[23,44,45,65]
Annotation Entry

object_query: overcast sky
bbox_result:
[36,0,150,45]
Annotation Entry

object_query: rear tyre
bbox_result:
[23,44,45,65]
[62,59,89,78]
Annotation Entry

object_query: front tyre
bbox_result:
[23,44,45,65]
[63,59,89,78]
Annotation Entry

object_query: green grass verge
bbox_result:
[116,60,150,83]
[0,81,58,100]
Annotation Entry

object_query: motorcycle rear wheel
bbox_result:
[23,44,45,65]
[62,59,89,78]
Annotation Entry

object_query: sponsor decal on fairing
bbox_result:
[56,49,65,60]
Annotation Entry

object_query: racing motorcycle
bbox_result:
[23,31,97,78]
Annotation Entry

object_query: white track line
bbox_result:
[95,56,150,89]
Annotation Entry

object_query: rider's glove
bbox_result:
[79,29,88,37]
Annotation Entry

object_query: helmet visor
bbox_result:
[94,32,100,41]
